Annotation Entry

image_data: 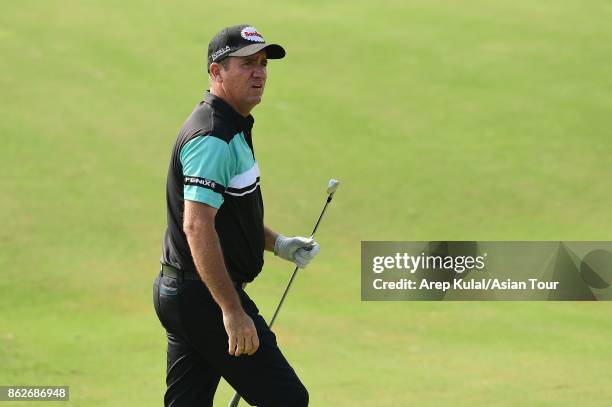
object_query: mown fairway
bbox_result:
[1,1,611,405]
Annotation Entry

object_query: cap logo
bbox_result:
[240,26,265,43]
[211,45,231,61]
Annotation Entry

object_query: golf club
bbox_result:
[228,178,340,407]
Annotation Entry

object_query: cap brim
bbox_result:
[229,43,286,59]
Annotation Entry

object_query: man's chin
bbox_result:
[248,95,263,105]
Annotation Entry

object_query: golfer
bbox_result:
[153,24,319,406]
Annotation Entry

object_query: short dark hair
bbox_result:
[208,58,232,83]
[209,57,231,74]
[218,58,231,70]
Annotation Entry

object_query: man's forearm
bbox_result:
[186,223,242,312]
[263,225,279,252]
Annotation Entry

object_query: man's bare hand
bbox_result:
[223,309,260,356]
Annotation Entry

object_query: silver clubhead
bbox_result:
[327,179,340,195]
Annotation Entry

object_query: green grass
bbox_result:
[1,1,612,405]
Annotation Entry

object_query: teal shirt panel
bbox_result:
[180,135,233,209]
[230,132,255,174]
[179,132,255,208]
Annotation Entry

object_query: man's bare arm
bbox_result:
[263,225,279,252]
[183,200,259,356]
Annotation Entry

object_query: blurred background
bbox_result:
[1,1,611,405]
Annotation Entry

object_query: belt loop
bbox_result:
[177,269,184,284]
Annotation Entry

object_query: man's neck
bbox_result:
[210,88,251,117]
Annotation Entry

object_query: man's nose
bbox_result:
[253,64,266,78]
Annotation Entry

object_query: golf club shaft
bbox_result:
[229,192,336,407]
[269,194,334,327]
[309,194,334,239]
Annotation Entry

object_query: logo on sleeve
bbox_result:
[184,176,226,194]
[240,26,265,43]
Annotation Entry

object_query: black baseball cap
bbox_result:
[207,24,286,72]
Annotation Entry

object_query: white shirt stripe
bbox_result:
[228,162,260,190]
[225,180,261,196]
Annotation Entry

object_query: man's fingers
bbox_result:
[228,333,237,355]
[288,237,314,255]
[223,311,259,357]
[294,251,310,267]
[245,336,254,356]
[246,332,260,355]
[294,257,309,268]
[243,334,254,356]
[252,332,260,354]
[296,245,320,259]
[294,244,321,267]
[235,336,246,356]
[293,236,313,247]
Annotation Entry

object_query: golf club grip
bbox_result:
[228,392,241,406]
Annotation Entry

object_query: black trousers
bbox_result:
[153,271,309,407]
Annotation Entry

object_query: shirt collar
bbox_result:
[204,91,255,131]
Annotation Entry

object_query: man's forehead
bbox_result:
[214,50,267,70]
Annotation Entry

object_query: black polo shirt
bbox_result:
[161,91,265,283]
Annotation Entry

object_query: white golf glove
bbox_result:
[274,235,321,268]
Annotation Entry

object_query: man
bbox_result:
[153,24,319,406]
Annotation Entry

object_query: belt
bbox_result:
[161,264,201,281]
[160,264,245,288]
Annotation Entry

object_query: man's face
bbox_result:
[218,50,268,114]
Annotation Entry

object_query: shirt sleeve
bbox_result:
[180,135,233,208]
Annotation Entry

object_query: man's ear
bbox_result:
[210,63,222,81]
